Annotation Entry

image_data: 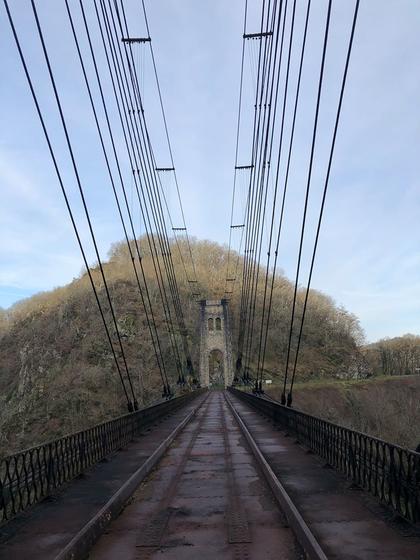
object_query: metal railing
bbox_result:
[0,389,205,525]
[229,387,420,524]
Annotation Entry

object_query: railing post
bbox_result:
[415,453,420,522]
[46,443,54,492]
[80,431,86,471]
[101,426,107,460]
[0,477,5,523]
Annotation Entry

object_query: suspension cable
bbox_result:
[282,0,332,405]
[93,0,181,394]
[225,0,248,300]
[30,0,139,408]
[66,0,168,396]
[110,0,194,384]
[259,0,311,394]
[138,0,200,295]
[3,0,134,411]
[287,0,360,405]
[255,0,298,387]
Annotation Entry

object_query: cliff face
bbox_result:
[0,238,363,456]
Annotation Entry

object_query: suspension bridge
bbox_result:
[1,0,419,559]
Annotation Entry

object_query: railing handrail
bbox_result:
[1,393,188,461]
[0,388,205,525]
[257,392,420,455]
[229,387,420,524]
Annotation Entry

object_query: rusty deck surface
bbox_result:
[229,392,420,560]
[0,394,205,560]
[1,390,419,559]
[89,391,302,560]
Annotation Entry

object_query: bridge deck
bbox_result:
[89,390,299,559]
[1,390,419,559]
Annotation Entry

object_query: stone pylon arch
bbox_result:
[199,299,233,387]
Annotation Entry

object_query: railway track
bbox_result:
[85,391,321,560]
[2,390,419,559]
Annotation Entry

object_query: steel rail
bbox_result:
[225,391,327,560]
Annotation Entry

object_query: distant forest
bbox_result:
[364,334,420,377]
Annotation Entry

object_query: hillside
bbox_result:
[0,238,363,456]
[268,375,420,450]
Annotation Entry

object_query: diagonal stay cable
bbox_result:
[29,0,138,407]
[95,0,183,391]
[282,0,332,405]
[108,2,190,381]
[2,0,133,411]
[66,0,168,395]
[259,0,311,390]
[244,0,290,392]
[224,0,249,298]
[111,0,194,381]
[138,0,200,292]
[287,0,360,405]
[255,0,298,387]
[236,0,270,382]
[242,0,280,385]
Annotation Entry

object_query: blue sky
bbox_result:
[1,0,420,343]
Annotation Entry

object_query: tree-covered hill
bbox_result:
[0,238,363,456]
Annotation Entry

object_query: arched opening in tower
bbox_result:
[209,349,224,386]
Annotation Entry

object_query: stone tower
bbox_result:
[199,299,233,388]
